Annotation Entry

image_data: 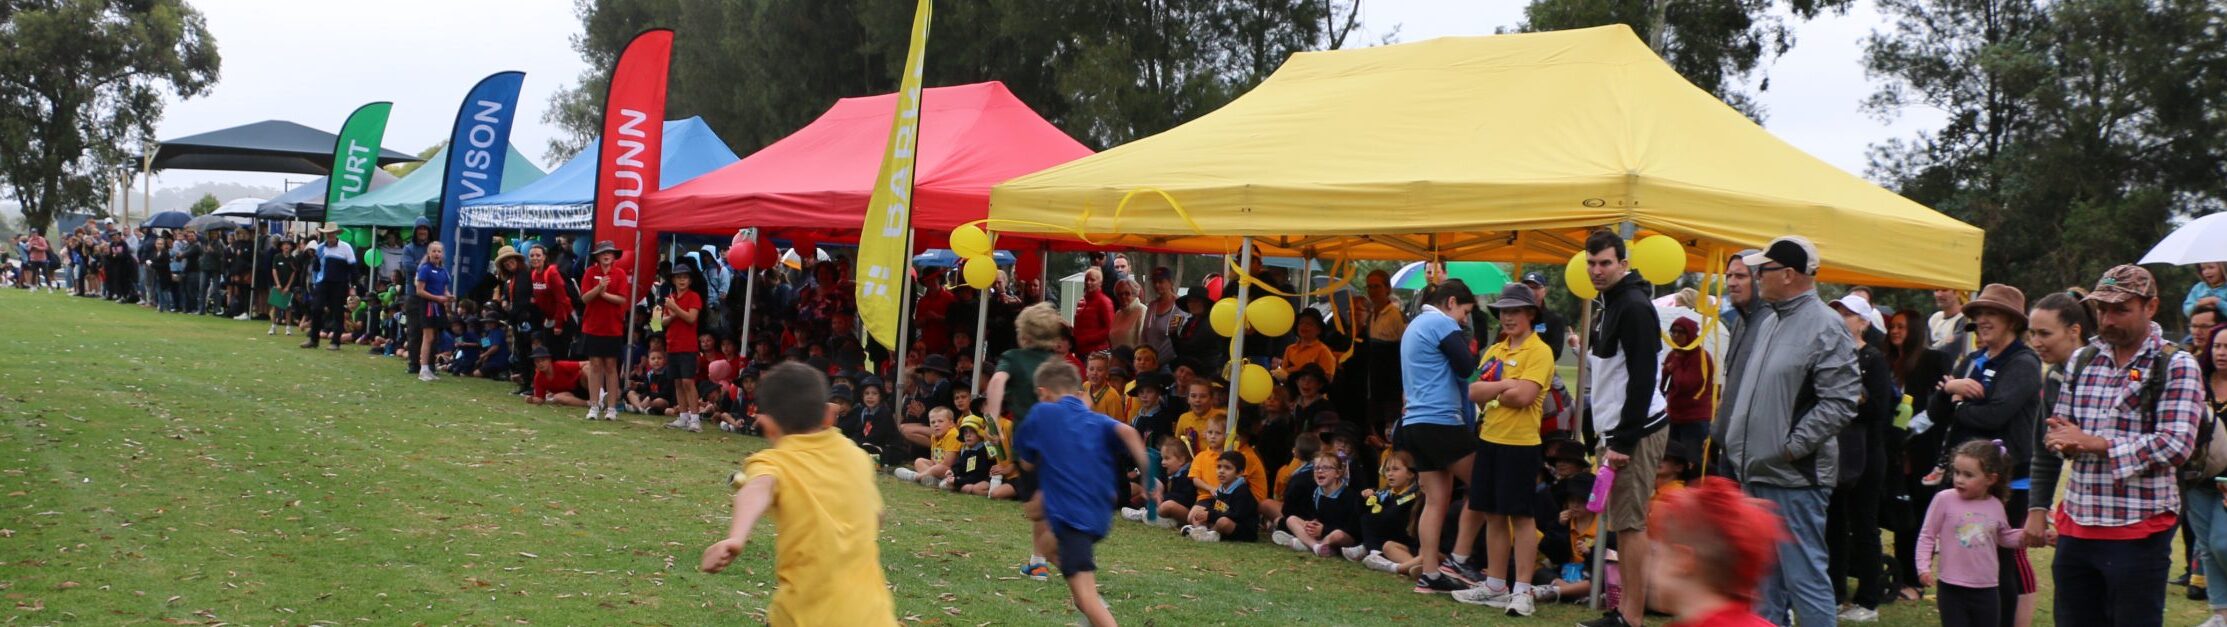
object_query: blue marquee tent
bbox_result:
[460,117,740,231]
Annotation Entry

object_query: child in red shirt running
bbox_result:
[1649,477,1786,627]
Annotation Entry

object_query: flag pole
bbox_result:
[1222,237,1254,450]
[739,229,759,364]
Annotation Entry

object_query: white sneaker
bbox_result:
[603,406,621,421]
[894,468,920,482]
[1362,553,1399,573]
[1451,583,1514,607]
[418,367,437,382]
[1153,516,1178,529]
[1121,507,1146,522]
[938,477,954,491]
[685,414,703,432]
[2198,616,2227,627]
[664,414,690,430]
[1189,528,1220,543]
[1504,591,1536,617]
[916,473,939,487]
[1272,530,1300,551]
[586,406,602,421]
[267,326,275,335]
[1838,606,1879,623]
[233,313,251,320]
[1341,545,1367,561]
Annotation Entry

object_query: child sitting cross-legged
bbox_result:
[1183,451,1260,543]
[951,417,999,496]
[1124,436,1194,529]
[1262,433,1324,524]
[1272,450,1363,559]
[893,407,962,489]
[1359,450,1426,576]
[629,350,678,421]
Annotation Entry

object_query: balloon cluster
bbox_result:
[1563,234,1687,299]
[950,224,998,289]
[1206,293,1295,338]
[724,230,757,271]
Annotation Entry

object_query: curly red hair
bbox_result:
[1647,477,1787,601]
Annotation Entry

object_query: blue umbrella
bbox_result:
[140,210,193,230]
[912,249,1015,269]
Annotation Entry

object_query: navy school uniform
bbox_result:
[1204,477,1261,542]
[1360,484,1422,553]
[1163,461,1198,509]
[954,444,994,489]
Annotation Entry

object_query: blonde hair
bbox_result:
[1017,302,1064,350]
[1035,360,1083,395]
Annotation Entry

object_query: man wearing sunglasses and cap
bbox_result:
[1712,235,1860,627]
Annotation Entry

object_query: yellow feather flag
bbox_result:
[855,0,933,351]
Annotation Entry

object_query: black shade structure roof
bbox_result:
[148,120,421,174]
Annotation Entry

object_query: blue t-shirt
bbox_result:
[415,262,451,315]
[1015,395,1123,539]
[1399,306,1474,427]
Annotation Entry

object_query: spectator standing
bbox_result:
[1577,231,1671,627]
[1925,284,2044,625]
[1712,236,1860,627]
[2037,265,2204,626]
[1073,268,1114,355]
[1520,272,1570,360]
[1662,316,1715,459]
[1931,288,1975,361]
[1825,295,1896,623]
[579,241,632,421]
[1396,278,1479,594]
[301,227,356,350]
[1364,269,1407,436]
[1140,272,1184,361]
[1110,278,1146,351]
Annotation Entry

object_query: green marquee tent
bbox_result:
[326,144,546,227]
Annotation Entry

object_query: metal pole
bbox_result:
[971,275,992,395]
[1580,300,1604,610]
[891,227,917,418]
[1222,237,1254,450]
[738,229,758,364]
[619,230,643,395]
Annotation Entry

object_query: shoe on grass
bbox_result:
[1272,530,1299,550]
[1577,610,1634,627]
[1504,592,1536,617]
[893,468,920,482]
[1412,572,1468,594]
[1363,553,1399,573]
[1019,562,1051,581]
[1341,545,1367,561]
[1838,606,1879,622]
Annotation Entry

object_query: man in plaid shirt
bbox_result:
[2036,264,2204,626]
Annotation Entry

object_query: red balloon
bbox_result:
[1205,275,1225,301]
[755,235,779,268]
[725,240,756,270]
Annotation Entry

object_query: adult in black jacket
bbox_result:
[302,227,359,350]
[1924,284,2043,621]
[1826,297,1898,619]
[496,246,536,394]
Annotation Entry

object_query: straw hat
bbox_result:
[1960,283,2028,326]
[493,245,524,266]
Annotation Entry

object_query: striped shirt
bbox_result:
[2049,323,2203,529]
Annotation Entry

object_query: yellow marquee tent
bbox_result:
[989,25,1982,290]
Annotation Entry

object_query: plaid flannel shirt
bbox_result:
[2050,323,2205,528]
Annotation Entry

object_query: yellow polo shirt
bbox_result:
[737,429,896,626]
[1476,336,1555,446]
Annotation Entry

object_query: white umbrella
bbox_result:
[208,197,270,219]
[2140,212,2227,265]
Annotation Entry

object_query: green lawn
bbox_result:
[0,289,2210,625]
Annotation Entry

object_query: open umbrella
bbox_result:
[2140,212,2227,265]
[1387,261,1510,294]
[185,214,245,232]
[911,249,1016,269]
[140,210,193,230]
[208,197,269,219]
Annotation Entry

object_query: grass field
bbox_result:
[0,289,2212,625]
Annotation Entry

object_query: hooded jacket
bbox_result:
[1587,272,1668,454]
[1714,288,1861,488]
[400,217,433,285]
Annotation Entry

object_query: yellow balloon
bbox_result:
[1245,296,1295,337]
[1239,363,1274,404]
[962,255,997,289]
[1632,235,1687,285]
[1210,298,1240,337]
[1565,251,1598,300]
[950,224,992,258]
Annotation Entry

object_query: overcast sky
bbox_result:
[135,0,1941,211]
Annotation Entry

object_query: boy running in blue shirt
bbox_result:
[1013,360,1155,627]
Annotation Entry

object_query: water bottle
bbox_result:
[1587,464,1615,514]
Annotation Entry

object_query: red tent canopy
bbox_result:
[641,81,1093,236]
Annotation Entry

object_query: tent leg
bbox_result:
[890,228,917,419]
[1580,302,1604,611]
[739,229,758,364]
[971,275,991,395]
[1222,237,1254,450]
[620,230,643,394]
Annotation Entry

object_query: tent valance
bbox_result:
[988,25,1983,290]
[460,117,739,231]
[326,144,545,228]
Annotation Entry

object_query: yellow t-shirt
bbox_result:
[930,428,961,463]
[1190,445,1270,503]
[1176,409,1227,453]
[737,429,896,627]
[1088,384,1131,424]
[1476,336,1555,446]
[1282,339,1339,379]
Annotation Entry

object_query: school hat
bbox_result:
[915,354,953,376]
[493,245,524,266]
[1486,283,1539,311]
[1290,364,1329,387]
[1168,355,1208,376]
[1129,371,1173,396]
[1740,236,1820,276]
[590,240,621,259]
[1107,365,1131,380]
[1554,475,1596,505]
[829,383,856,403]
[669,261,697,278]
[1543,438,1589,467]
[2084,264,2156,304]
[959,415,986,435]
[1959,283,2028,326]
[530,345,553,360]
[1663,439,1696,466]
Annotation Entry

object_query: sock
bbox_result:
[1449,554,1470,567]
[1515,582,1534,595]
[1485,577,1507,592]
[1030,554,1046,566]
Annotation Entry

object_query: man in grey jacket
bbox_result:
[1711,236,1861,626]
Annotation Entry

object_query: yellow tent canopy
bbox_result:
[989,25,1982,290]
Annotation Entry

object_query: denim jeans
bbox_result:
[2053,524,2170,627]
[1749,483,1837,627]
[2187,486,2227,612]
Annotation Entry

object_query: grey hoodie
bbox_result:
[1713,288,1861,488]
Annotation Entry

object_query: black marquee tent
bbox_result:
[148,120,420,174]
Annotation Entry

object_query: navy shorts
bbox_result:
[1395,422,1475,473]
[1467,440,1543,517]
[1052,522,1100,577]
[667,352,698,379]
[581,333,624,359]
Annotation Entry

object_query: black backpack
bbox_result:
[2067,346,2225,482]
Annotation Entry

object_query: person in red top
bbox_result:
[579,241,633,421]
[1650,477,1784,627]
[1661,316,1716,461]
[527,245,573,358]
[661,263,705,432]
[25,228,52,292]
[1073,268,1115,355]
[915,270,955,355]
[525,345,589,407]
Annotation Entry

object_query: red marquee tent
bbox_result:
[641,81,1094,238]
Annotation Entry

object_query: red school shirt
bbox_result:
[665,289,702,351]
[533,360,586,399]
[530,265,572,330]
[581,263,632,338]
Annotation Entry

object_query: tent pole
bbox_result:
[1299,256,1313,311]
[971,269,992,395]
[739,229,758,367]
[1582,299,1603,610]
[1223,237,1254,451]
[620,230,643,400]
[891,227,917,422]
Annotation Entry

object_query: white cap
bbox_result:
[1829,294,1884,332]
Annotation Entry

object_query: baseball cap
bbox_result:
[1827,294,1884,331]
[2084,264,2156,304]
[1740,236,1820,275]
[1521,272,1548,287]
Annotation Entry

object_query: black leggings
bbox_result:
[306,282,348,345]
[1939,583,2000,627]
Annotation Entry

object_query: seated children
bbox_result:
[1273,450,1362,559]
[1262,433,1324,527]
[952,417,1002,497]
[525,346,589,407]
[708,366,760,434]
[1360,451,1426,576]
[1188,422,1269,504]
[1183,452,1259,543]
[855,378,900,463]
[698,362,897,625]
[1647,477,1785,627]
[1532,474,1599,606]
[444,318,478,376]
[1011,359,1153,626]
[1127,371,1179,440]
[473,317,510,380]
[1173,380,1225,454]
[627,350,678,422]
[1654,439,1697,506]
[1125,436,1193,529]
[893,407,962,489]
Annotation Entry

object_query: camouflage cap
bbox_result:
[2083,264,2156,304]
